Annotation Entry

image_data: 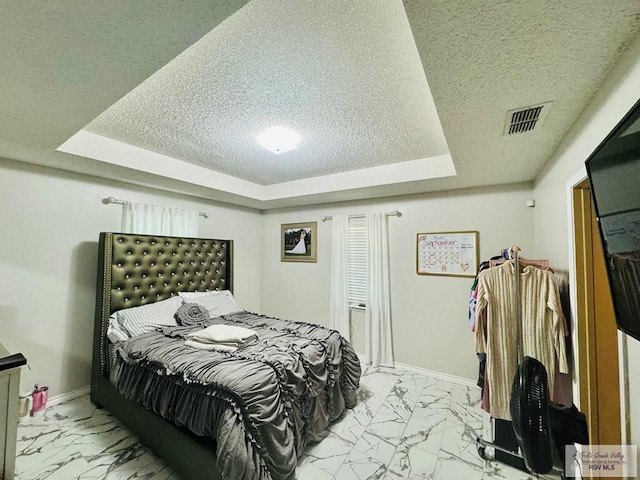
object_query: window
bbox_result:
[347,217,367,306]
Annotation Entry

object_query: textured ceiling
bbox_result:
[2,0,640,209]
[84,0,449,186]
[403,0,640,188]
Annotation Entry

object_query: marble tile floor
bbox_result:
[14,367,562,479]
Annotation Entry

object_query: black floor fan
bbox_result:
[510,356,554,475]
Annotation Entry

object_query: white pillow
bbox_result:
[179,290,241,317]
[114,295,183,338]
[107,314,130,343]
[178,289,228,300]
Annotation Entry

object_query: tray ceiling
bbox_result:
[2,0,640,209]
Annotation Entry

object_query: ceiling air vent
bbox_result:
[504,102,552,135]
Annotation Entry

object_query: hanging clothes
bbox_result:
[469,255,504,390]
[469,255,507,332]
[475,261,569,420]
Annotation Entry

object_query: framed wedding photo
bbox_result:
[281,222,317,263]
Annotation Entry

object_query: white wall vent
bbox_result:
[504,102,552,135]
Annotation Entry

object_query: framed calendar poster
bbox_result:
[416,231,479,277]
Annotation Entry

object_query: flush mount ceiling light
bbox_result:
[257,126,300,154]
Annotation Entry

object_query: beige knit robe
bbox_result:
[475,261,568,420]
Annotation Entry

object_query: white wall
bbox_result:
[261,183,535,381]
[0,158,262,397]
[533,33,640,446]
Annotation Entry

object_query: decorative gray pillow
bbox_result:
[175,302,210,327]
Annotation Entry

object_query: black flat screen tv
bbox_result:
[586,98,640,342]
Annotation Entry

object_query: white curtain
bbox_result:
[365,212,394,367]
[122,202,199,237]
[329,215,350,340]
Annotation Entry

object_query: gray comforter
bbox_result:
[110,311,361,480]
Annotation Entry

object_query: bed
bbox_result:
[91,232,361,480]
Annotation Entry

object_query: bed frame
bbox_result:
[91,232,233,480]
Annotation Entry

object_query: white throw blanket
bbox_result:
[185,324,258,352]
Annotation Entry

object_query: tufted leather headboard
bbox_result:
[93,232,233,380]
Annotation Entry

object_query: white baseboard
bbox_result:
[393,362,477,388]
[357,352,477,388]
[47,385,91,407]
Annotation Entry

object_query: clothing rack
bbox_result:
[475,246,536,472]
[474,248,572,477]
[102,196,210,218]
[489,258,549,270]
[320,210,401,221]
[512,247,523,362]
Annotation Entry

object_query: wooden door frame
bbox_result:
[570,177,625,448]
[572,180,600,441]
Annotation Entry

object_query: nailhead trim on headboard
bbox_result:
[100,233,113,376]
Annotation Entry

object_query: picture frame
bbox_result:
[281,222,317,263]
[416,231,479,277]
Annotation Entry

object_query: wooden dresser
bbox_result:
[0,342,26,480]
